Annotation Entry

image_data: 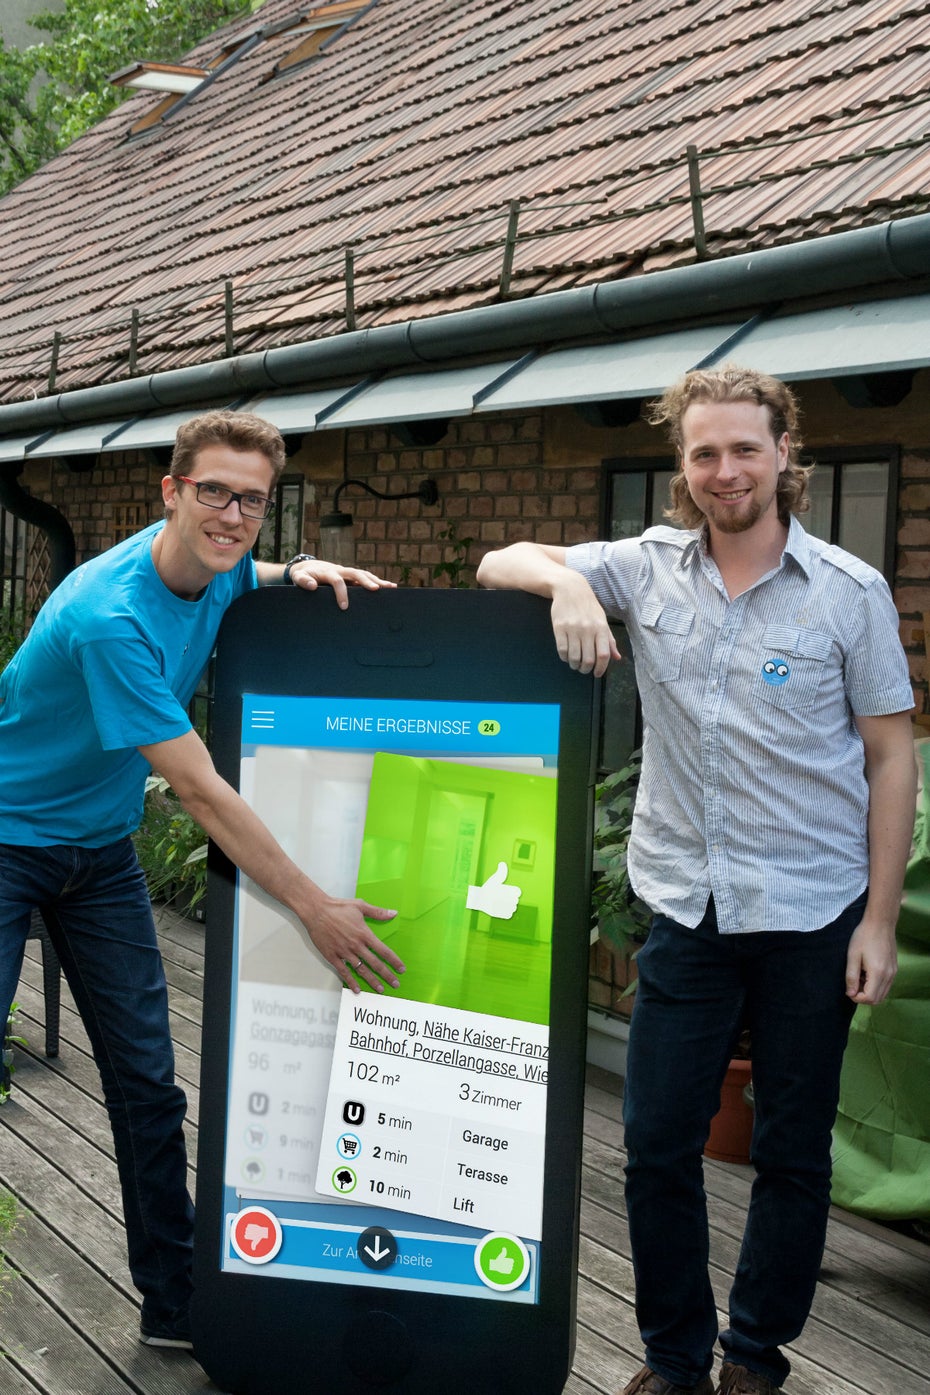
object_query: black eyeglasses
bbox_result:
[176,476,275,521]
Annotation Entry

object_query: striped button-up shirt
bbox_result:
[568,518,914,933]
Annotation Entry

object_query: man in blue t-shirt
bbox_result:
[0,410,403,1349]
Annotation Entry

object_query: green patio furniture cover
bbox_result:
[831,740,930,1220]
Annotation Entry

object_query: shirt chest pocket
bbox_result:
[757,624,834,710]
[638,602,695,683]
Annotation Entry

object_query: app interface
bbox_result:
[221,695,559,1303]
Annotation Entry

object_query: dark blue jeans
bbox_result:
[623,894,863,1389]
[0,839,193,1322]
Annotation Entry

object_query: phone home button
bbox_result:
[343,1310,413,1385]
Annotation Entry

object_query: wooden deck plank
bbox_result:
[0,1273,141,1395]
[2,1206,206,1395]
[14,967,203,1102]
[2,1089,128,1220]
[10,994,201,1135]
[581,1183,930,1393]
[1,1064,197,1208]
[9,1039,199,1173]
[2,915,928,1395]
[580,1186,930,1394]
[583,1081,930,1332]
[0,1118,130,1281]
[564,1374,602,1395]
[0,1355,52,1393]
[18,944,205,1067]
[581,1072,930,1395]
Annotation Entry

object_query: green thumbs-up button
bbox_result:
[474,1232,531,1292]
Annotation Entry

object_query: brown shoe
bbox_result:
[716,1363,781,1394]
[621,1364,714,1395]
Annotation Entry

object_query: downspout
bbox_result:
[0,212,928,437]
[0,466,76,590]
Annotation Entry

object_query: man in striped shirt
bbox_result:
[477,366,915,1395]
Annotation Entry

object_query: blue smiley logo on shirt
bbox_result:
[762,658,790,686]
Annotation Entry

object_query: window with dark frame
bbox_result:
[253,473,306,564]
[270,2,371,78]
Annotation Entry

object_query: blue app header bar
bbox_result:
[242,695,560,758]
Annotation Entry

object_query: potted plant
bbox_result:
[705,1026,753,1164]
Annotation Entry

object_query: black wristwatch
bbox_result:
[283,553,316,585]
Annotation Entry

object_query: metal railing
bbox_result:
[0,507,34,643]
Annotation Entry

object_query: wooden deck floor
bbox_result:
[1,909,929,1395]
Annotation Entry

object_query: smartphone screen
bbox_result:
[219,693,559,1303]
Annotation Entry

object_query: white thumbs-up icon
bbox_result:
[466,862,522,920]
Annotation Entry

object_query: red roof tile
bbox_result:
[0,0,928,402]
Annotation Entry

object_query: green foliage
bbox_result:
[0,1188,20,1301]
[0,1191,18,1235]
[1,1002,26,1105]
[591,749,651,955]
[432,522,475,588]
[0,609,25,671]
[133,775,208,912]
[0,0,254,197]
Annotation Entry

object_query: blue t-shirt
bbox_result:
[0,521,256,847]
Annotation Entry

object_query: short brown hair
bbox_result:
[647,364,811,528]
[170,411,286,483]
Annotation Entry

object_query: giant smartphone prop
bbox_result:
[193,588,596,1394]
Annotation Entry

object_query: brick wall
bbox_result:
[303,412,602,583]
[39,452,164,565]
[587,938,638,1022]
[896,448,930,720]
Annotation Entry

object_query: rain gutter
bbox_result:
[1,212,929,438]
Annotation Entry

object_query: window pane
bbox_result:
[838,462,889,572]
[610,473,646,540]
[648,471,676,528]
[254,476,305,562]
[600,624,638,771]
[805,464,833,545]
[277,481,304,560]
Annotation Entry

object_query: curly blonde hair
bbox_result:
[647,364,811,528]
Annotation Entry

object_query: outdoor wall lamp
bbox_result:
[319,476,439,566]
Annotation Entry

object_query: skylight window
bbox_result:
[108,1,371,135]
[109,28,259,136]
[272,1,370,75]
[110,62,208,96]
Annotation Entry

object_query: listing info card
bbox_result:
[315,752,556,1239]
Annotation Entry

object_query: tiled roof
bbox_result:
[0,0,928,405]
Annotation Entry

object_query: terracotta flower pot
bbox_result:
[704,1057,753,1163]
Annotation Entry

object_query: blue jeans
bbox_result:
[0,839,193,1321]
[623,894,863,1389]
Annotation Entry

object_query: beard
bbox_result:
[704,495,762,533]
